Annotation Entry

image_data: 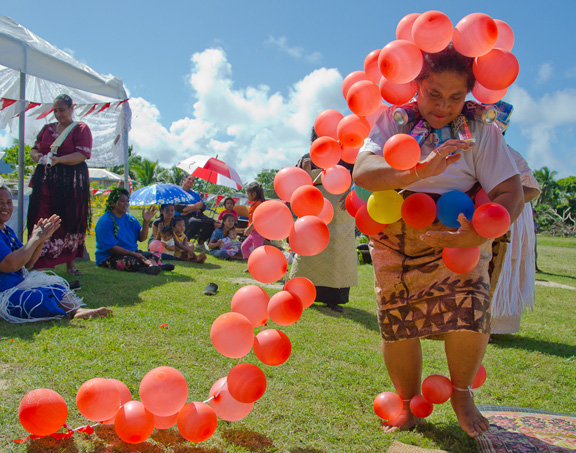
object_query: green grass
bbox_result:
[0,233,575,452]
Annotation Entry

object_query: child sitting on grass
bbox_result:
[171,217,207,263]
[159,225,177,260]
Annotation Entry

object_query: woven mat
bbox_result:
[387,441,449,453]
[477,405,576,452]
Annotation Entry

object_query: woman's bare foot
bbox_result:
[381,401,417,433]
[450,388,490,437]
[67,266,82,276]
[72,307,113,319]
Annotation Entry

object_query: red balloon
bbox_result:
[364,49,382,84]
[379,76,418,105]
[18,388,68,436]
[227,363,267,403]
[410,395,434,418]
[412,10,453,53]
[442,247,481,274]
[383,134,421,170]
[149,240,164,253]
[346,80,382,117]
[494,19,514,51]
[253,200,293,240]
[253,329,292,366]
[401,193,437,229]
[341,145,360,164]
[337,114,371,148]
[396,13,420,41]
[208,378,254,421]
[472,82,507,104]
[355,204,386,235]
[474,188,491,207]
[452,13,499,57]
[153,412,179,430]
[291,185,324,217]
[473,48,519,90]
[284,277,316,309]
[274,167,313,203]
[421,375,453,404]
[373,392,403,420]
[76,378,121,422]
[231,285,269,327]
[314,109,344,140]
[317,197,334,225]
[342,70,370,98]
[310,136,342,169]
[322,165,351,195]
[472,364,487,389]
[378,40,423,84]
[268,290,303,326]
[247,245,288,283]
[114,401,154,444]
[289,216,330,256]
[177,402,217,442]
[472,202,511,238]
[102,379,132,425]
[210,312,254,359]
[139,366,189,417]
[345,190,366,217]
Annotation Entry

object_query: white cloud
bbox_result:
[537,63,553,84]
[265,36,322,64]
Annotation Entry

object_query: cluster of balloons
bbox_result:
[373,365,487,421]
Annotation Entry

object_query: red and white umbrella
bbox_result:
[176,155,243,190]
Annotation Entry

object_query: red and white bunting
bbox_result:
[0,97,129,120]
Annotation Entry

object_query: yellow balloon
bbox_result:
[367,190,404,224]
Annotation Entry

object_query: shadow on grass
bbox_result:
[489,334,576,359]
[536,271,576,282]
[223,427,276,452]
[415,420,478,453]
[308,304,380,333]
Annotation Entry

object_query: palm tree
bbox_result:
[132,159,159,187]
[534,166,558,207]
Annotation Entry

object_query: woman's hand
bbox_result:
[415,139,473,179]
[30,149,42,164]
[31,215,62,242]
[420,213,488,249]
[133,252,151,265]
[217,239,223,247]
[142,207,157,223]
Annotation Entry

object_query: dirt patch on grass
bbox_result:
[535,280,576,290]
[230,278,284,290]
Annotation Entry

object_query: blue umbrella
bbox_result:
[129,183,199,206]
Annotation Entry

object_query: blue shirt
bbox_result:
[0,225,25,291]
[95,212,142,265]
[175,190,205,217]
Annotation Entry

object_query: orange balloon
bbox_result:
[274,167,313,203]
[379,76,418,105]
[378,40,423,84]
[290,185,325,217]
[153,411,179,430]
[337,114,371,148]
[253,200,293,240]
[345,190,366,217]
[253,329,292,366]
[342,70,370,98]
[341,145,360,164]
[18,388,68,436]
[289,216,330,256]
[210,312,254,359]
[346,80,382,117]
[373,392,403,420]
[231,285,269,327]
[247,246,288,283]
[421,375,453,404]
[149,240,164,253]
[412,10,453,53]
[268,290,303,326]
[314,109,344,139]
[322,165,351,195]
[472,82,507,104]
[410,395,434,418]
[383,134,421,170]
[310,136,342,169]
[473,364,487,389]
[76,378,121,422]
[177,402,217,442]
[317,197,334,225]
[452,13,498,57]
[114,401,154,444]
[363,49,382,84]
[355,204,386,236]
[401,193,437,229]
[474,188,491,207]
[442,247,481,274]
[494,19,514,51]
[473,48,519,90]
[472,202,511,238]
[208,377,254,421]
[139,366,189,417]
[227,363,267,403]
[284,277,316,309]
[102,379,132,425]
[396,12,420,41]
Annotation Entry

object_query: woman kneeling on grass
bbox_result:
[95,188,175,275]
[0,186,111,322]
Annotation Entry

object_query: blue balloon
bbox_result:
[354,185,373,202]
[436,191,475,228]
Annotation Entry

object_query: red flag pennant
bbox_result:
[82,104,97,117]
[1,98,17,110]
[25,102,41,112]
[96,102,111,114]
[36,108,54,120]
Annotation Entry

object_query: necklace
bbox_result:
[0,225,20,252]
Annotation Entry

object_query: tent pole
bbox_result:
[17,71,26,240]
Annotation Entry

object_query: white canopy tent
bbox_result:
[0,14,131,237]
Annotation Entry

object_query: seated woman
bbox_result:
[0,186,111,322]
[208,213,244,260]
[95,188,174,274]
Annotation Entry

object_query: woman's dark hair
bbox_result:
[53,94,73,108]
[222,197,235,208]
[0,185,13,197]
[171,216,185,228]
[105,187,129,212]
[221,213,236,224]
[245,182,265,202]
[416,45,476,92]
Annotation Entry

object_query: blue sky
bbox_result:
[2,0,576,181]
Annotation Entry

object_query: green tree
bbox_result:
[131,159,159,187]
[168,166,187,186]
[1,140,34,178]
[255,168,279,199]
[534,166,558,207]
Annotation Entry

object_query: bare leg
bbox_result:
[66,258,81,275]
[381,338,422,431]
[72,307,113,319]
[445,331,490,437]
